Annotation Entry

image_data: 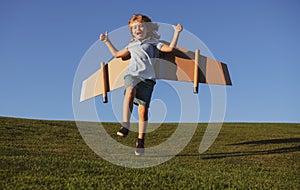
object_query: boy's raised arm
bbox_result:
[160,24,183,52]
[99,32,130,58]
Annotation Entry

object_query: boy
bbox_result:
[100,14,182,155]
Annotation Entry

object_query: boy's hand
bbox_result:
[99,31,109,42]
[174,24,183,33]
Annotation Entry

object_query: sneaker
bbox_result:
[117,127,129,137]
[135,138,145,156]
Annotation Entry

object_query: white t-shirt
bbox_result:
[124,37,164,80]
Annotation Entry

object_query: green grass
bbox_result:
[0,116,299,189]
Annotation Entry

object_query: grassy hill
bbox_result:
[0,116,299,189]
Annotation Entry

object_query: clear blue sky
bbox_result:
[1,0,299,122]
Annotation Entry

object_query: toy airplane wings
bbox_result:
[80,45,232,103]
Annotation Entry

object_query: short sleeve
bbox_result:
[156,42,164,50]
[126,39,136,50]
[125,43,131,50]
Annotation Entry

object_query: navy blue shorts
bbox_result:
[124,75,156,107]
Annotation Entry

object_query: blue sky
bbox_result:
[1,0,299,122]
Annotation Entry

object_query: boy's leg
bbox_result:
[135,105,148,156]
[123,86,136,123]
[117,86,136,137]
[138,105,148,139]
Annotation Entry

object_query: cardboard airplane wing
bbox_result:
[80,46,232,103]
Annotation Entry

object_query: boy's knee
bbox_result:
[138,105,148,121]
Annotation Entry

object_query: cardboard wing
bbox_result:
[80,46,231,102]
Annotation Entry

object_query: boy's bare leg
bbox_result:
[135,105,148,155]
[118,86,136,137]
[138,105,148,139]
[123,86,136,127]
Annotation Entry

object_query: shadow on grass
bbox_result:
[198,138,300,159]
[229,138,300,146]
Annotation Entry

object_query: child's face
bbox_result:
[130,21,147,40]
